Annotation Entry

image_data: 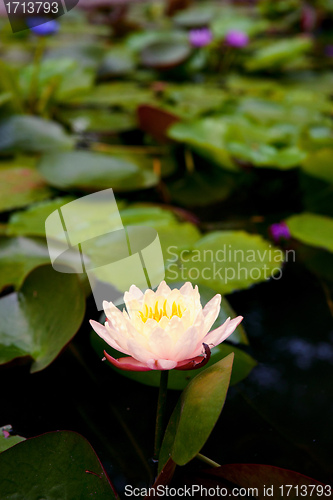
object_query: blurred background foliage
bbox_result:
[0,0,332,495]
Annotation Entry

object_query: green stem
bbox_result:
[196,453,221,468]
[28,36,45,113]
[154,370,169,461]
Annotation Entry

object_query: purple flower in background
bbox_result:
[189,28,213,48]
[325,45,333,57]
[225,30,249,48]
[28,18,59,36]
[270,222,291,243]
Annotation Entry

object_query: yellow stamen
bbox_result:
[139,299,184,323]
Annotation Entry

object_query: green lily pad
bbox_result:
[120,206,176,227]
[120,205,201,257]
[141,40,192,70]
[86,217,200,297]
[159,354,234,470]
[58,109,136,133]
[162,84,227,120]
[227,143,306,169]
[246,37,312,71]
[19,58,94,103]
[0,237,51,291]
[286,213,333,253]
[98,46,136,78]
[301,149,333,184]
[166,231,284,295]
[7,197,75,237]
[212,13,268,38]
[173,6,214,28]
[0,161,52,212]
[0,115,74,153]
[0,431,118,499]
[37,151,159,191]
[168,119,238,172]
[65,82,155,110]
[0,265,85,372]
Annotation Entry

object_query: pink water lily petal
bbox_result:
[104,352,152,371]
[201,294,222,335]
[203,316,243,349]
[146,359,178,370]
[155,280,172,296]
[172,326,201,361]
[148,326,177,359]
[175,344,211,370]
[90,320,130,355]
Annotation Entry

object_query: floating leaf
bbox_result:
[227,143,306,169]
[0,161,52,212]
[246,37,312,71]
[168,119,238,171]
[0,237,51,291]
[37,151,158,191]
[162,84,227,119]
[159,354,234,470]
[7,197,75,237]
[0,265,85,372]
[286,213,333,253]
[173,6,214,28]
[212,13,268,38]
[58,109,136,133]
[98,46,136,78]
[206,464,327,500]
[301,149,333,184]
[0,115,74,153]
[141,40,192,70]
[0,431,118,499]
[19,58,94,103]
[65,82,155,110]
[120,205,201,256]
[166,231,284,294]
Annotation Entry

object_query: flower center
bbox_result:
[139,300,183,323]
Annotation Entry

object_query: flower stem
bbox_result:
[196,453,221,468]
[28,36,45,113]
[154,370,169,461]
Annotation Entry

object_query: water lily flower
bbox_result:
[28,18,59,36]
[270,222,291,243]
[189,28,213,48]
[225,30,249,48]
[90,281,242,371]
